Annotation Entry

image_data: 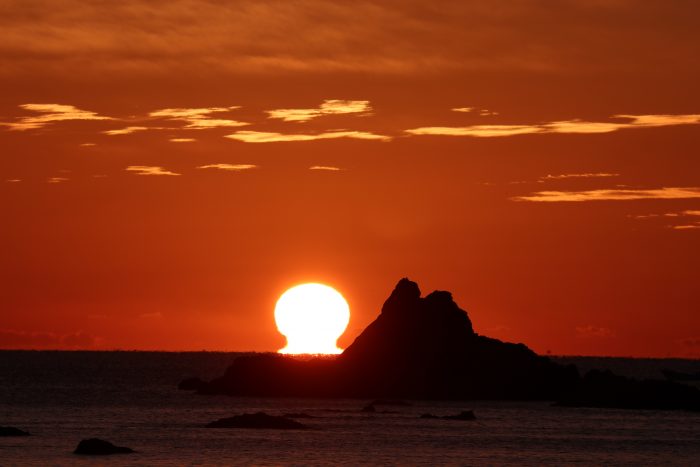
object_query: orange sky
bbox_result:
[1,1,699,357]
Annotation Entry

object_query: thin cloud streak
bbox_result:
[309,166,343,171]
[225,130,390,143]
[540,173,619,181]
[514,187,700,202]
[1,103,112,130]
[103,126,149,135]
[198,164,257,171]
[267,100,371,122]
[125,166,180,176]
[406,114,700,138]
[149,106,248,129]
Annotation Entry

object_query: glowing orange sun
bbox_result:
[274,283,350,354]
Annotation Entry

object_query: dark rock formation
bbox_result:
[557,369,700,411]
[662,369,700,382]
[74,438,135,455]
[283,412,316,419]
[361,404,376,413]
[0,426,30,436]
[420,410,476,420]
[206,412,307,429]
[198,278,579,400]
[178,377,205,391]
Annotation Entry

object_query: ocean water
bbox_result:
[0,351,699,466]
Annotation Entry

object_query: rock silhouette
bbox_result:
[206,412,307,429]
[0,426,30,436]
[198,278,579,399]
[73,438,135,455]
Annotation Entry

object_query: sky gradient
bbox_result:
[1,0,699,357]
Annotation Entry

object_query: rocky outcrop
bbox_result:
[420,410,476,420]
[206,412,307,429]
[73,438,135,455]
[0,426,30,436]
[197,278,579,400]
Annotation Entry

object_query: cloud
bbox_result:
[672,225,700,230]
[406,125,544,137]
[630,209,700,230]
[576,325,615,338]
[540,173,619,181]
[169,138,196,142]
[198,163,257,171]
[267,99,371,122]
[514,187,700,202]
[125,166,180,176]
[4,1,697,78]
[406,114,700,138]
[225,130,390,143]
[149,106,248,129]
[47,177,69,183]
[452,107,475,113]
[103,126,149,135]
[6,179,21,183]
[309,165,342,171]
[80,142,96,147]
[0,329,102,349]
[1,103,112,130]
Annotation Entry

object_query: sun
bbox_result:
[274,283,350,355]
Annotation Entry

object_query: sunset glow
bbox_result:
[274,283,350,355]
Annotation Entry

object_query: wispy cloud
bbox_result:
[267,100,371,122]
[125,166,180,176]
[0,328,102,349]
[103,126,149,135]
[406,125,542,137]
[539,173,619,181]
[197,163,257,171]
[406,114,700,138]
[225,130,390,143]
[514,187,700,202]
[169,138,196,142]
[149,106,248,129]
[452,107,475,113]
[631,209,700,230]
[47,177,69,183]
[6,179,22,183]
[1,103,112,131]
[309,165,343,171]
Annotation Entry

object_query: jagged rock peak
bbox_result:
[381,278,421,315]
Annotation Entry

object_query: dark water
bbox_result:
[1,351,699,466]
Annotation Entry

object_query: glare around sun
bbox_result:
[274,283,350,355]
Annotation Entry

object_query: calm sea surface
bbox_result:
[0,351,699,466]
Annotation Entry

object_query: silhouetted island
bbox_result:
[74,438,135,455]
[191,278,700,411]
[0,426,30,436]
[206,412,307,429]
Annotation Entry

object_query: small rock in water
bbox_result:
[361,404,376,413]
[74,438,135,455]
[0,426,30,436]
[206,412,307,429]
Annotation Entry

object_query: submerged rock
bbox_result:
[0,426,30,436]
[74,438,135,455]
[370,399,412,406]
[197,278,579,400]
[206,412,307,429]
